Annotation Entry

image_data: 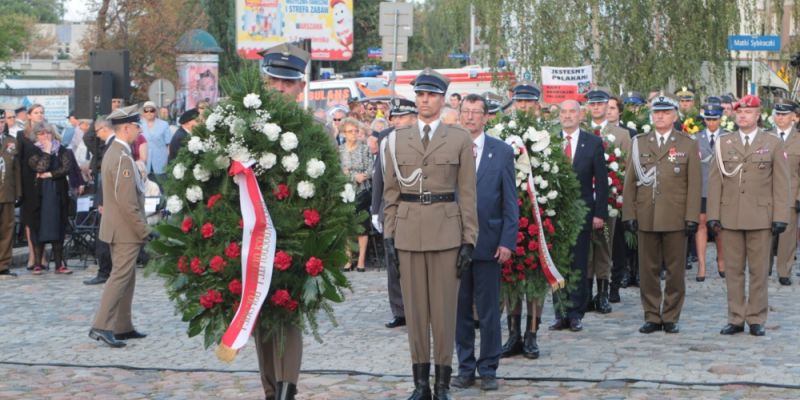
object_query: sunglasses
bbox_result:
[333,118,342,122]
[143,108,156,113]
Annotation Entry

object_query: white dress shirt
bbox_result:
[655,130,671,147]
[473,133,485,172]
[739,130,757,146]
[417,119,441,140]
[562,129,580,162]
[591,120,608,131]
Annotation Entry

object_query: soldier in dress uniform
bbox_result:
[623,91,646,114]
[383,68,478,400]
[585,88,632,314]
[510,82,541,117]
[768,99,799,286]
[695,104,728,281]
[0,107,20,278]
[622,94,701,334]
[675,87,695,115]
[257,41,311,400]
[707,95,790,337]
[89,105,150,348]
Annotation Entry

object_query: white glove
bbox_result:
[371,214,383,233]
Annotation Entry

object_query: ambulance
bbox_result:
[381,66,517,100]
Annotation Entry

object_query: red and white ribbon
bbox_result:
[216,160,276,362]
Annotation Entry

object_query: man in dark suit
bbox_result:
[549,99,608,332]
[83,117,116,285]
[451,94,518,392]
[371,98,418,329]
[167,108,199,163]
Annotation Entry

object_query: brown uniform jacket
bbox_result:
[622,130,702,232]
[383,122,478,251]
[0,134,21,203]
[707,131,790,230]
[99,140,150,244]
[770,126,800,208]
[603,124,632,154]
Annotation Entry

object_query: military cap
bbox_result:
[412,68,450,94]
[389,98,418,117]
[107,104,141,125]
[701,104,723,119]
[733,95,760,110]
[623,91,645,106]
[586,88,610,103]
[15,106,26,115]
[260,43,310,80]
[719,94,735,104]
[704,96,722,106]
[179,108,199,124]
[650,93,679,111]
[512,81,540,101]
[675,87,694,100]
[486,98,503,114]
[772,98,797,114]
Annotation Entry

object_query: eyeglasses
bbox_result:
[460,109,486,116]
[143,108,156,113]
[366,107,376,111]
[333,118,342,122]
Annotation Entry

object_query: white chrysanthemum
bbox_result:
[186,185,203,203]
[228,117,246,136]
[537,196,548,204]
[617,195,624,204]
[531,157,541,168]
[227,142,252,162]
[214,155,230,169]
[552,164,559,174]
[193,164,210,182]
[547,190,558,200]
[534,175,543,185]
[187,136,205,154]
[306,158,326,179]
[604,153,610,161]
[609,208,619,218]
[340,183,356,203]
[545,209,556,217]
[542,162,550,172]
[297,180,315,199]
[280,132,299,151]
[539,179,549,189]
[243,93,262,109]
[262,123,281,141]
[529,132,550,152]
[608,177,613,186]
[607,134,616,143]
[166,195,183,213]
[172,163,186,180]
[508,120,518,129]
[487,124,504,138]
[281,153,299,172]
[614,148,622,157]
[643,125,652,133]
[609,161,619,172]
[543,147,552,157]
[626,121,637,130]
[259,153,277,170]
[205,112,222,131]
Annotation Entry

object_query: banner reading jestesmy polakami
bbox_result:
[541,66,593,104]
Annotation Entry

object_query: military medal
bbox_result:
[123,169,131,178]
[668,147,678,163]
[674,166,680,174]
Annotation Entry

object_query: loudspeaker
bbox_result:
[74,69,113,119]
[89,49,130,100]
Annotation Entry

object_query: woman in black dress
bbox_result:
[26,122,72,275]
[18,104,48,269]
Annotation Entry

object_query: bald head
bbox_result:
[559,99,583,132]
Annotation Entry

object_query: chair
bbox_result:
[63,208,99,269]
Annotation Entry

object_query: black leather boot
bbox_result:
[433,365,452,400]
[409,363,432,400]
[275,382,297,400]
[587,278,597,311]
[609,281,621,303]
[500,315,523,357]
[596,279,612,313]
[523,317,540,359]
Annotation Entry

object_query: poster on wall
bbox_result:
[540,65,593,104]
[236,0,354,61]
[178,64,219,111]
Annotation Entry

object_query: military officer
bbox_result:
[0,107,20,278]
[707,95,790,337]
[623,91,647,114]
[89,105,150,348]
[695,104,728,281]
[510,82,541,117]
[256,41,311,400]
[675,87,696,115]
[586,88,632,314]
[622,94,701,334]
[383,68,478,400]
[768,99,799,286]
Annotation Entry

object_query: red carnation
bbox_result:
[524,256,535,266]
[503,258,514,267]
[200,289,223,309]
[271,289,291,306]
[238,219,244,229]
[516,232,524,243]
[190,257,205,275]
[207,193,223,209]
[530,262,539,270]
[273,184,290,200]
[274,251,292,271]
[515,263,524,271]
[502,276,513,283]
[201,223,215,239]
[517,272,526,281]
[608,153,617,163]
[527,224,538,236]
[228,279,242,295]
[593,129,601,137]
[515,246,525,256]
[180,217,193,233]
[527,239,539,252]
[501,266,512,275]
[225,242,241,259]
[209,255,227,273]
[517,198,523,207]
[305,257,324,276]
[286,299,299,311]
[303,209,321,227]
[543,218,555,235]
[518,217,529,229]
[177,256,188,273]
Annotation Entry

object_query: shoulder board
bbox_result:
[674,131,692,139]
[634,132,650,139]
[762,129,779,138]
[718,131,733,137]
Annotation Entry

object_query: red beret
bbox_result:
[733,95,760,110]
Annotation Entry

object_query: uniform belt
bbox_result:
[399,192,455,205]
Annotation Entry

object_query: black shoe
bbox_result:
[83,276,108,285]
[433,365,452,400]
[696,276,705,282]
[609,285,621,303]
[718,270,726,278]
[88,328,126,348]
[779,277,791,286]
[501,315,523,357]
[596,279,612,314]
[409,363,432,400]
[480,376,498,391]
[116,330,147,340]
[275,381,297,400]
[639,322,662,334]
[0,269,17,277]
[719,323,744,335]
[450,375,475,389]
[749,324,766,336]
[385,316,406,328]
[522,331,539,359]
[473,320,480,329]
[548,318,569,331]
[663,322,679,334]
[569,318,583,332]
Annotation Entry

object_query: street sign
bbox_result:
[147,78,176,108]
[727,35,781,52]
[523,71,532,81]
[381,36,408,62]
[448,53,469,60]
[367,48,383,59]
[379,2,414,37]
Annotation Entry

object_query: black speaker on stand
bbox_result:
[74,70,113,119]
[89,49,130,101]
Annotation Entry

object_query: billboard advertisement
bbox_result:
[541,65,593,104]
[236,0,354,61]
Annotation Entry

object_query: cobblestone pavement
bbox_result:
[2,243,800,399]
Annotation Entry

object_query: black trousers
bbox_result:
[95,216,112,277]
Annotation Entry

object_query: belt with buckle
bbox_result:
[399,192,455,205]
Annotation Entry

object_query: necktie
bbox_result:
[744,135,750,151]
[781,131,786,141]
[422,124,431,150]
[472,143,477,159]
[709,134,715,149]
[659,136,665,148]
[564,135,572,162]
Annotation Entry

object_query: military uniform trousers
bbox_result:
[399,248,459,365]
[92,242,140,333]
[0,203,15,271]
[776,212,799,279]
[638,230,686,323]
[254,323,302,397]
[721,229,771,325]
[386,249,405,318]
[589,218,616,279]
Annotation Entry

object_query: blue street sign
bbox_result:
[523,71,532,81]
[449,53,469,60]
[727,35,781,52]
[367,48,383,59]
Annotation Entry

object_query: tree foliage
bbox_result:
[201,0,242,80]
[0,0,63,23]
[0,14,35,77]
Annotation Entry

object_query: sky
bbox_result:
[64,0,92,22]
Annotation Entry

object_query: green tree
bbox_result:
[0,0,63,23]
[0,14,35,77]
[201,0,245,80]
